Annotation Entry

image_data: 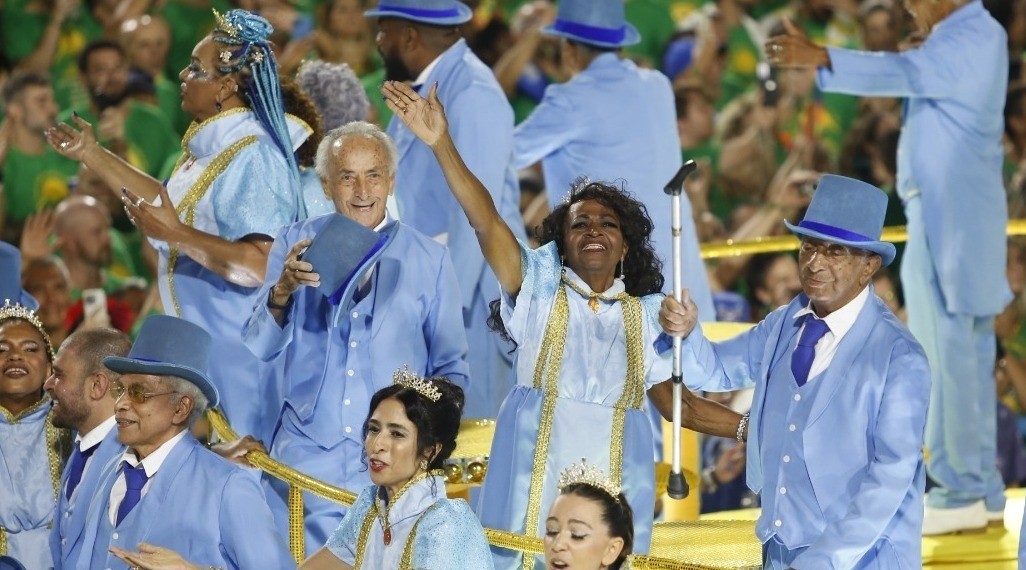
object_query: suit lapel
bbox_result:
[66,430,124,548]
[121,436,198,542]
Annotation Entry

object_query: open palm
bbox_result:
[380,81,448,147]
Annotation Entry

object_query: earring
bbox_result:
[619,255,626,280]
[420,459,429,471]
[216,100,222,112]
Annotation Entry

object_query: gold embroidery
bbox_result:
[398,502,440,570]
[166,135,258,317]
[609,296,645,483]
[374,470,443,546]
[181,107,250,149]
[0,525,5,555]
[353,502,378,569]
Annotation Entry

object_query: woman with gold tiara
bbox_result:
[111,369,494,570]
[45,9,311,442]
[0,244,70,569]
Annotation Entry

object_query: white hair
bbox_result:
[315,121,398,181]
[162,375,209,428]
[296,60,370,132]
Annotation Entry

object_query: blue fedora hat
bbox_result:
[364,0,472,25]
[0,242,38,311]
[0,556,26,570]
[103,315,219,407]
[784,174,897,266]
[543,0,641,48]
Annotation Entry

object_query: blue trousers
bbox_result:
[901,198,1004,510]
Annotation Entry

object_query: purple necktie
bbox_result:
[791,315,830,387]
[115,463,149,526]
[64,444,97,500]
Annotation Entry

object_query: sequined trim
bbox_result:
[374,470,444,539]
[0,526,5,555]
[0,395,50,423]
[166,135,259,317]
[353,502,377,569]
[609,296,645,483]
[398,502,440,570]
[181,107,250,149]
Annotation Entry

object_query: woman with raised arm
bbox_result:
[381,81,742,569]
[44,9,311,442]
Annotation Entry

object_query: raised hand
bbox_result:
[19,210,62,262]
[765,18,830,68]
[271,239,319,305]
[45,114,99,162]
[121,185,183,243]
[659,289,700,338]
[381,81,448,148]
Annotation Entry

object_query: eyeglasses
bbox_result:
[110,381,177,404]
[798,239,869,260]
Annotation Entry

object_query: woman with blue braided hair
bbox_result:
[45,9,312,442]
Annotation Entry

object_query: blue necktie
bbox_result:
[791,315,831,387]
[116,463,149,526]
[64,444,97,500]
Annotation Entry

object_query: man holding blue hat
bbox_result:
[511,0,714,322]
[0,242,39,310]
[365,0,524,419]
[660,175,931,568]
[77,314,291,570]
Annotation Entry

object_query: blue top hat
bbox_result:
[784,174,896,266]
[0,556,26,570]
[543,0,641,49]
[364,0,472,25]
[0,242,38,311]
[103,315,219,407]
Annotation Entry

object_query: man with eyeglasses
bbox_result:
[45,327,131,569]
[75,314,291,570]
[658,175,931,569]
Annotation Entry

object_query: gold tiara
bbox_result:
[212,9,240,40]
[0,300,55,360]
[393,365,441,402]
[558,459,621,498]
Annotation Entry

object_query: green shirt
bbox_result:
[160,0,231,80]
[1,146,78,223]
[717,24,763,109]
[62,101,181,178]
[625,0,678,67]
[155,74,192,136]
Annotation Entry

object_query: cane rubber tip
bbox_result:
[667,472,690,500]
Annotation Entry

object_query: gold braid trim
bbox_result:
[353,502,378,569]
[521,283,570,570]
[288,485,305,563]
[166,135,258,317]
[398,502,440,570]
[0,526,5,556]
[45,408,69,502]
[609,295,646,484]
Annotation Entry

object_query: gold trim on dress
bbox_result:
[398,503,440,570]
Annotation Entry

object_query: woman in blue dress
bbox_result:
[382,80,672,569]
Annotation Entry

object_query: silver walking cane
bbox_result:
[663,159,697,500]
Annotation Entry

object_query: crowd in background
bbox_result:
[3,0,1026,516]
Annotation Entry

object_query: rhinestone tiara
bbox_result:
[0,300,55,360]
[393,365,441,402]
[212,9,241,40]
[558,459,621,498]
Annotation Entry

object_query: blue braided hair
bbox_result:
[211,9,298,179]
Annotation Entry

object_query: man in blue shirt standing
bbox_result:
[364,0,524,419]
[510,0,715,320]
[766,0,1010,534]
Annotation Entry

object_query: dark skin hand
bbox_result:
[765,18,831,68]
[647,380,746,441]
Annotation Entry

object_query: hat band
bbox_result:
[551,18,627,44]
[797,220,875,242]
[375,3,462,18]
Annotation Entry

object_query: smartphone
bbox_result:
[756,61,779,107]
[82,288,107,319]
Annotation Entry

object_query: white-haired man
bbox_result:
[244,121,469,555]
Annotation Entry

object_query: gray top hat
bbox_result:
[0,242,39,310]
[103,314,219,407]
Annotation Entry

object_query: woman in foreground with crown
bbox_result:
[383,79,681,569]
[45,9,312,443]
[0,301,69,569]
[547,461,635,570]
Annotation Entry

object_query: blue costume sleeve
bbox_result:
[642,294,672,388]
[324,487,375,565]
[791,339,931,568]
[211,143,298,241]
[242,224,297,361]
[423,248,471,391]
[217,469,292,569]
[499,241,560,344]
[512,84,580,170]
[412,500,495,570]
[678,310,779,392]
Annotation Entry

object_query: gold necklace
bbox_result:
[560,272,628,313]
[375,469,443,545]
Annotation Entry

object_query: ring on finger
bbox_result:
[59,141,69,149]
[134,197,144,207]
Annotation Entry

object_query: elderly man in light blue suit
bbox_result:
[78,315,291,570]
[510,0,714,320]
[767,0,1010,534]
[661,175,930,568]
[46,328,131,569]
[365,0,524,419]
[244,122,469,556]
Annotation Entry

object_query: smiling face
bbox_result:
[43,345,91,430]
[562,199,627,285]
[545,493,624,570]
[798,237,880,316]
[323,135,394,228]
[365,397,424,496]
[113,373,191,459]
[0,320,51,412]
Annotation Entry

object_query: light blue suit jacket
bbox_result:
[388,39,524,313]
[49,427,124,569]
[512,53,714,319]
[680,291,930,568]
[817,0,1009,316]
[79,436,291,570]
[243,216,469,449]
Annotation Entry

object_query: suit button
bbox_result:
[347,369,355,377]
[794,394,801,401]
[344,399,351,406]
[352,311,359,318]
[350,341,357,348]
[779,487,787,495]
[789,424,796,432]
[345,426,352,433]
[64,512,70,518]
[774,519,782,527]
[112,532,119,539]
[61,539,66,545]
[783,455,791,463]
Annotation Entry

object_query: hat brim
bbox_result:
[542,22,641,48]
[364,4,472,25]
[785,220,895,267]
[103,356,220,408]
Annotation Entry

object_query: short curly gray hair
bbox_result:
[316,121,398,180]
[297,60,370,131]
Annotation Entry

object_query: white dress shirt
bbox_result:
[792,286,870,382]
[107,430,189,524]
[69,415,117,501]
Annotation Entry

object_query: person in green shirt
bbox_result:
[0,71,78,241]
[71,162,150,281]
[119,14,191,135]
[60,40,180,179]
